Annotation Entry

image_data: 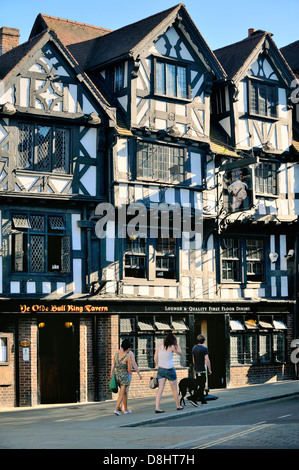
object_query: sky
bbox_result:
[1,0,298,51]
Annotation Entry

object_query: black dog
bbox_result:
[178,378,198,406]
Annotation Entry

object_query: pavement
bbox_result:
[1,379,299,449]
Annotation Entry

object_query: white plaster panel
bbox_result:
[182,276,191,298]
[117,139,128,173]
[56,283,66,294]
[82,94,96,114]
[106,221,115,262]
[42,282,51,294]
[194,278,203,298]
[73,261,82,293]
[80,166,96,196]
[271,276,277,297]
[72,214,81,250]
[20,78,30,108]
[281,276,288,297]
[168,286,178,299]
[10,281,20,294]
[154,286,164,298]
[26,282,36,294]
[81,127,97,159]
[190,152,202,186]
[164,188,175,204]
[68,84,77,113]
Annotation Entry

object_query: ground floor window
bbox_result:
[119,315,188,369]
[230,316,287,365]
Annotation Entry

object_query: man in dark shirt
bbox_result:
[191,334,212,405]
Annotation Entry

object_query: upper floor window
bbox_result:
[11,213,70,274]
[0,337,7,363]
[155,60,188,99]
[249,81,277,118]
[255,161,278,195]
[124,236,147,278]
[156,237,176,279]
[136,141,185,183]
[221,237,265,283]
[18,123,70,173]
[114,63,125,91]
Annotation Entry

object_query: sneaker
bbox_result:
[123,410,132,414]
[188,399,198,407]
[114,410,121,416]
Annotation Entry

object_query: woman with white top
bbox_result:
[154,333,184,413]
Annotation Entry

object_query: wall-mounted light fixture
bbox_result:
[269,252,278,263]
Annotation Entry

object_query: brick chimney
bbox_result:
[248,28,256,37]
[0,27,20,55]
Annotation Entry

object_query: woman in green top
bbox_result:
[110,339,132,415]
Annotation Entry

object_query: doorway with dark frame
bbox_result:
[38,317,79,404]
[194,315,226,389]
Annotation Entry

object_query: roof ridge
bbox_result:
[214,31,267,53]
[39,13,113,33]
[100,3,182,36]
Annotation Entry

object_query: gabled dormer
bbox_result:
[0,29,115,199]
[213,29,295,155]
[85,4,225,143]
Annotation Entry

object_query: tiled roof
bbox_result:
[86,4,182,69]
[280,40,299,73]
[29,14,112,68]
[0,30,47,80]
[214,32,266,81]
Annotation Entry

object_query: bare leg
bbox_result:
[115,386,127,411]
[122,388,128,412]
[155,378,166,411]
[169,379,180,408]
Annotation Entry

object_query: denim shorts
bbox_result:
[157,367,177,382]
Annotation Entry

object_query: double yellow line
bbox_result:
[193,423,273,449]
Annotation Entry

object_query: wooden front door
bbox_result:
[38,319,78,404]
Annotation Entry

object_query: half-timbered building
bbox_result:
[212,28,298,386]
[0,5,298,408]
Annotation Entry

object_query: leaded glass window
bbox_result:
[250,81,277,118]
[155,60,187,99]
[137,141,184,182]
[255,161,278,195]
[17,123,70,173]
[11,212,70,274]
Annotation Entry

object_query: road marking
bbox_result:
[278,414,292,419]
[192,423,273,449]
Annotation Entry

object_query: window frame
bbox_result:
[124,235,147,279]
[0,336,9,364]
[230,316,287,366]
[255,160,278,196]
[114,63,125,92]
[136,140,186,183]
[17,122,71,174]
[248,78,278,119]
[11,212,71,275]
[154,57,190,101]
[221,236,266,284]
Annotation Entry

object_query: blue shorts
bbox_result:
[157,367,177,382]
